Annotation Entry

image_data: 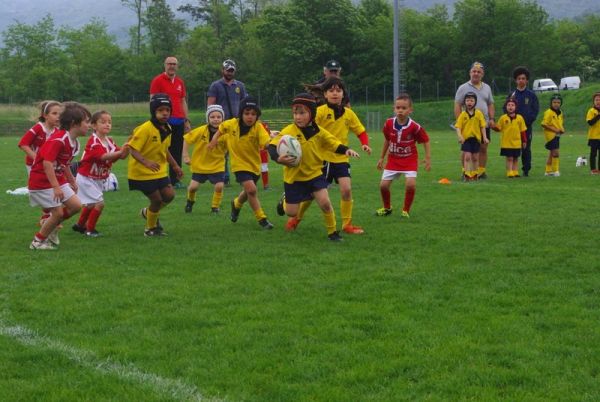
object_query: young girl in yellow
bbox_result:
[183,104,226,213]
[208,96,273,229]
[541,94,565,177]
[268,93,360,241]
[586,92,600,174]
[492,98,527,178]
[455,92,488,181]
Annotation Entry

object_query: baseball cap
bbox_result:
[325,60,341,71]
[223,59,236,71]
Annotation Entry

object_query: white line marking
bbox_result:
[0,318,224,402]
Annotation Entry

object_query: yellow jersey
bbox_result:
[316,104,365,163]
[218,118,270,175]
[127,120,171,180]
[455,109,486,141]
[270,124,342,184]
[541,108,564,143]
[496,113,527,149]
[587,107,600,140]
[184,124,226,174]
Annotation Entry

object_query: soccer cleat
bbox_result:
[258,218,274,229]
[85,230,101,237]
[211,207,220,214]
[591,170,600,175]
[343,223,365,234]
[554,171,560,177]
[276,193,286,216]
[523,171,529,177]
[72,223,86,234]
[263,185,270,190]
[285,217,300,232]
[327,231,343,242]
[30,238,57,250]
[544,172,554,176]
[140,207,163,230]
[144,227,166,237]
[185,200,194,213]
[401,210,410,218]
[375,207,392,216]
[230,200,241,222]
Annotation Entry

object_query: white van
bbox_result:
[559,76,581,90]
[532,78,558,93]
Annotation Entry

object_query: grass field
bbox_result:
[2,106,600,401]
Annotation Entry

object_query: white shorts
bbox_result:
[381,169,417,180]
[76,174,104,205]
[29,183,76,208]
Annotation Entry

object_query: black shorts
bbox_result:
[545,136,560,151]
[323,162,351,183]
[191,172,225,185]
[500,148,521,158]
[128,176,171,195]
[284,175,329,204]
[234,171,259,184]
[588,139,600,148]
[461,137,481,153]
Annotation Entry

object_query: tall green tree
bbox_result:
[121,0,147,55]
[144,0,187,57]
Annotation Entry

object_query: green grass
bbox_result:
[2,114,600,400]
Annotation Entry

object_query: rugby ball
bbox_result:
[277,135,302,166]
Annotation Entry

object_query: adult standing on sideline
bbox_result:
[207,59,248,185]
[454,61,495,179]
[315,59,342,84]
[507,66,539,177]
[150,56,190,187]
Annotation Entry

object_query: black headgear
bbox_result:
[464,91,478,105]
[238,96,261,119]
[292,93,318,121]
[150,93,172,118]
[512,66,530,80]
[550,93,562,106]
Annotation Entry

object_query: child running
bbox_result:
[375,94,430,218]
[127,93,184,236]
[541,93,565,177]
[72,111,128,237]
[586,92,600,174]
[208,96,274,229]
[269,93,360,241]
[293,77,371,234]
[492,98,527,178]
[455,92,488,181]
[27,102,91,250]
[182,104,226,214]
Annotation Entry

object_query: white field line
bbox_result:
[0,318,224,402]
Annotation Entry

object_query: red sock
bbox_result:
[35,232,47,241]
[86,209,102,231]
[381,187,391,209]
[403,187,415,212]
[261,171,269,188]
[77,207,92,227]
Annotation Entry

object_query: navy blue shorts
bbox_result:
[191,172,225,185]
[461,137,481,153]
[234,171,259,184]
[128,176,171,195]
[588,139,600,147]
[323,162,351,183]
[284,175,329,204]
[545,136,560,151]
[500,148,521,158]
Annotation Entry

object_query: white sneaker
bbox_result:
[30,238,57,250]
[47,226,60,246]
[545,172,555,177]
[554,171,560,177]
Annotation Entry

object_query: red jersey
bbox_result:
[382,117,429,171]
[28,130,81,190]
[77,133,120,179]
[149,73,186,119]
[18,122,57,166]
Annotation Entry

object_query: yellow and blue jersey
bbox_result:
[496,113,527,149]
[270,124,342,184]
[316,104,365,163]
[541,108,564,143]
[184,124,226,174]
[218,118,270,175]
[455,109,486,141]
[127,120,171,180]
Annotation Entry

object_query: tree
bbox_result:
[121,0,147,55]
[144,0,187,57]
